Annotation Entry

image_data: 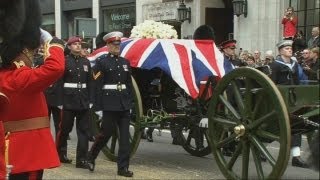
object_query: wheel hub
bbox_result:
[234,124,245,137]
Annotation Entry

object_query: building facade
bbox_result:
[41,0,318,53]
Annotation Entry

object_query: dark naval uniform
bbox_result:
[269,57,300,85]
[269,56,301,146]
[269,40,309,168]
[88,53,133,172]
[45,79,63,138]
[56,53,94,166]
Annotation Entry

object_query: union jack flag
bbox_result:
[88,38,225,99]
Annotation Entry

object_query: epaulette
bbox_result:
[13,60,26,69]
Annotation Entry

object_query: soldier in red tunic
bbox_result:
[0,92,9,179]
[0,0,65,179]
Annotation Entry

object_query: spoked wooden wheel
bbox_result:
[207,68,290,179]
[180,124,211,157]
[180,77,215,157]
[91,76,143,161]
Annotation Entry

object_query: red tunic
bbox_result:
[0,92,8,178]
[0,45,65,174]
[282,16,298,38]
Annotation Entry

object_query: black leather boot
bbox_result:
[292,156,309,168]
[76,160,89,169]
[118,168,133,177]
[59,154,72,164]
[87,152,96,172]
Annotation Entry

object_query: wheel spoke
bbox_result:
[218,95,241,123]
[217,133,238,149]
[231,81,245,115]
[227,143,243,170]
[249,135,276,167]
[251,145,264,179]
[242,140,250,179]
[244,78,254,118]
[212,116,237,127]
[256,130,280,142]
[186,130,192,145]
[252,91,264,119]
[219,129,228,142]
[248,110,277,130]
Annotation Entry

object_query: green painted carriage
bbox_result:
[91,64,319,179]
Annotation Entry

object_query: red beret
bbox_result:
[67,36,82,45]
[220,39,237,49]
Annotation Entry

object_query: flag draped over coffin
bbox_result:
[88,38,225,99]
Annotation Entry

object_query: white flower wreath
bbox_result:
[130,20,178,39]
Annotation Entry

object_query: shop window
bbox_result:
[102,5,136,38]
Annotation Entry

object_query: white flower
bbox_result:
[130,20,178,39]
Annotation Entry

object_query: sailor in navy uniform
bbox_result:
[269,40,309,168]
[88,31,134,177]
[56,36,94,168]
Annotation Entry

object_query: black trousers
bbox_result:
[291,134,302,147]
[9,170,43,180]
[48,105,61,138]
[57,109,90,162]
[90,110,130,170]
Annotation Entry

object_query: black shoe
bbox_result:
[87,159,95,172]
[76,160,89,169]
[59,155,72,164]
[147,134,153,142]
[292,156,309,168]
[118,168,133,177]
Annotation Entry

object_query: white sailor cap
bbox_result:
[276,40,293,50]
[103,31,123,45]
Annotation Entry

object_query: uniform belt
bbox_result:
[102,84,126,90]
[64,83,87,88]
[4,116,50,133]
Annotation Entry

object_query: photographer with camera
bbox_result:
[282,7,298,40]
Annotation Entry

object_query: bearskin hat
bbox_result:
[193,25,215,40]
[0,0,42,67]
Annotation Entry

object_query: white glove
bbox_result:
[95,111,103,120]
[40,28,53,44]
[89,103,93,108]
[57,105,63,110]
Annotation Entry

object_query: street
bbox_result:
[43,125,319,179]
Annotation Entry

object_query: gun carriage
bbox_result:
[90,40,319,179]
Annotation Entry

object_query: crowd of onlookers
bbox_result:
[231,26,319,81]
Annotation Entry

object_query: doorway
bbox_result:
[205,8,234,45]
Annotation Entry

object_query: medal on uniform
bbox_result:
[83,65,88,72]
[123,65,128,71]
